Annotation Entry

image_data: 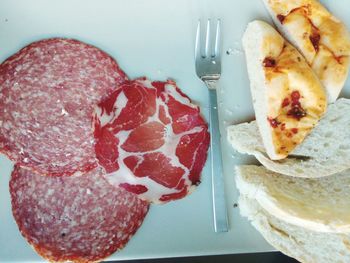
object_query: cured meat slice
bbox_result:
[0,38,128,176]
[94,78,210,203]
[10,165,149,263]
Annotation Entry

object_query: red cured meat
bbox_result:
[0,38,128,176]
[94,78,210,203]
[121,122,166,152]
[10,165,149,263]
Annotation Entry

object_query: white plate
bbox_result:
[1,0,350,262]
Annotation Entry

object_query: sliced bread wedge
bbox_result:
[263,0,350,102]
[239,195,350,263]
[236,165,350,233]
[242,20,326,161]
[228,98,350,178]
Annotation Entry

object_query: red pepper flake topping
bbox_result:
[287,106,307,120]
[287,90,306,119]
[291,101,301,107]
[280,123,286,131]
[291,91,300,100]
[309,30,321,52]
[263,57,276,67]
[277,14,286,23]
[291,91,301,107]
[291,128,298,134]
[268,117,280,128]
[282,98,290,108]
[286,132,293,138]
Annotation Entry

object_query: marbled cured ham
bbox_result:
[94,78,210,203]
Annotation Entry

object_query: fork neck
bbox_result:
[202,78,219,90]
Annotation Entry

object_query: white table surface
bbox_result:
[0,0,349,262]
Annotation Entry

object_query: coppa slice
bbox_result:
[10,165,149,263]
[242,20,327,160]
[0,38,128,176]
[263,0,350,103]
[94,78,210,203]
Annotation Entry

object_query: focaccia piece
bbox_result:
[242,20,327,160]
[263,0,350,102]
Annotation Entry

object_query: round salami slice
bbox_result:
[0,38,128,176]
[94,78,210,203]
[10,165,149,263]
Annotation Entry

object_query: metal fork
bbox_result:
[195,19,228,233]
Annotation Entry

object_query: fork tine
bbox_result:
[214,19,221,58]
[205,19,211,58]
[195,20,201,60]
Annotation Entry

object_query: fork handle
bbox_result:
[206,82,228,233]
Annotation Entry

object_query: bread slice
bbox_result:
[263,0,350,103]
[228,98,350,178]
[239,195,350,263]
[242,20,327,161]
[236,165,350,233]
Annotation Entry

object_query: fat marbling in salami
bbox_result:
[0,38,128,176]
[10,165,149,263]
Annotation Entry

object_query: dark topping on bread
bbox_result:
[277,14,286,23]
[291,91,301,100]
[283,91,307,120]
[263,57,276,67]
[282,98,290,108]
[268,117,280,128]
[310,29,321,52]
[280,123,286,131]
[287,106,307,120]
[291,128,298,134]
